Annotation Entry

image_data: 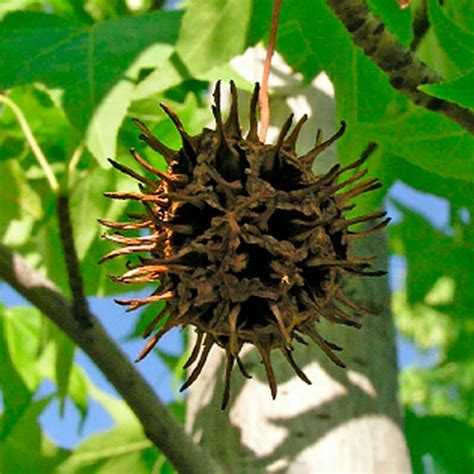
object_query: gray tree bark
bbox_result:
[185,59,411,472]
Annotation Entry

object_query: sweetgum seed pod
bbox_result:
[100,81,389,410]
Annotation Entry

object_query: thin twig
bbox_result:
[56,194,91,328]
[0,94,60,192]
[410,0,429,51]
[326,0,474,134]
[0,243,224,474]
[258,0,282,143]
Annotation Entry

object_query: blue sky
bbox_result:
[0,179,448,450]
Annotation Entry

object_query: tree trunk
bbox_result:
[185,56,411,472]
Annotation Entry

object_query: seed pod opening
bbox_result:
[100,81,389,409]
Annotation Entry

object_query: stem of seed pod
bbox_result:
[0,94,59,193]
[258,0,282,143]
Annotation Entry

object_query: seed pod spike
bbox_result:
[270,304,292,349]
[228,304,241,356]
[257,343,278,399]
[263,114,293,175]
[324,169,369,196]
[332,211,387,232]
[180,334,214,392]
[302,323,346,368]
[129,148,179,185]
[183,330,205,369]
[213,105,241,179]
[107,159,155,188]
[335,290,377,316]
[98,244,155,264]
[133,119,177,164]
[344,217,391,240]
[337,142,378,176]
[315,128,323,147]
[275,114,294,151]
[281,347,312,384]
[301,121,346,168]
[236,356,252,379]
[160,103,196,160]
[115,291,174,312]
[336,178,383,203]
[333,306,363,327]
[224,80,241,138]
[284,114,308,151]
[142,312,166,338]
[97,218,151,230]
[247,82,260,142]
[212,81,224,131]
[221,348,235,410]
[101,81,388,408]
[134,334,160,362]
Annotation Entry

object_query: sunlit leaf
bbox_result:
[419,69,474,109]
[0,396,69,474]
[0,305,33,441]
[0,10,182,164]
[56,423,158,473]
[405,410,474,473]
[0,160,43,247]
[427,0,474,75]
[176,0,252,76]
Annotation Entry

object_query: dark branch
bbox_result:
[0,243,223,474]
[326,0,474,134]
[57,194,91,328]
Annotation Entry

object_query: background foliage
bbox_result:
[0,0,472,472]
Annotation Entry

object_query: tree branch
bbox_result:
[326,0,474,134]
[56,194,91,328]
[0,243,224,474]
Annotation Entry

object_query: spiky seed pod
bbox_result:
[100,81,389,409]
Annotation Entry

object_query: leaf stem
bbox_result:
[0,94,60,192]
[258,0,282,143]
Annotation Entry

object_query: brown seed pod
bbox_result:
[100,81,389,409]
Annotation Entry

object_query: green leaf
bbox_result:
[66,364,89,426]
[358,109,474,182]
[405,410,474,473]
[176,0,252,76]
[70,166,127,261]
[0,0,35,19]
[389,201,458,303]
[385,155,471,206]
[0,305,33,441]
[133,52,252,101]
[2,306,44,391]
[419,69,474,109]
[0,10,182,164]
[427,0,474,75]
[0,159,43,247]
[54,331,76,416]
[56,423,159,473]
[0,396,70,474]
[249,0,473,185]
